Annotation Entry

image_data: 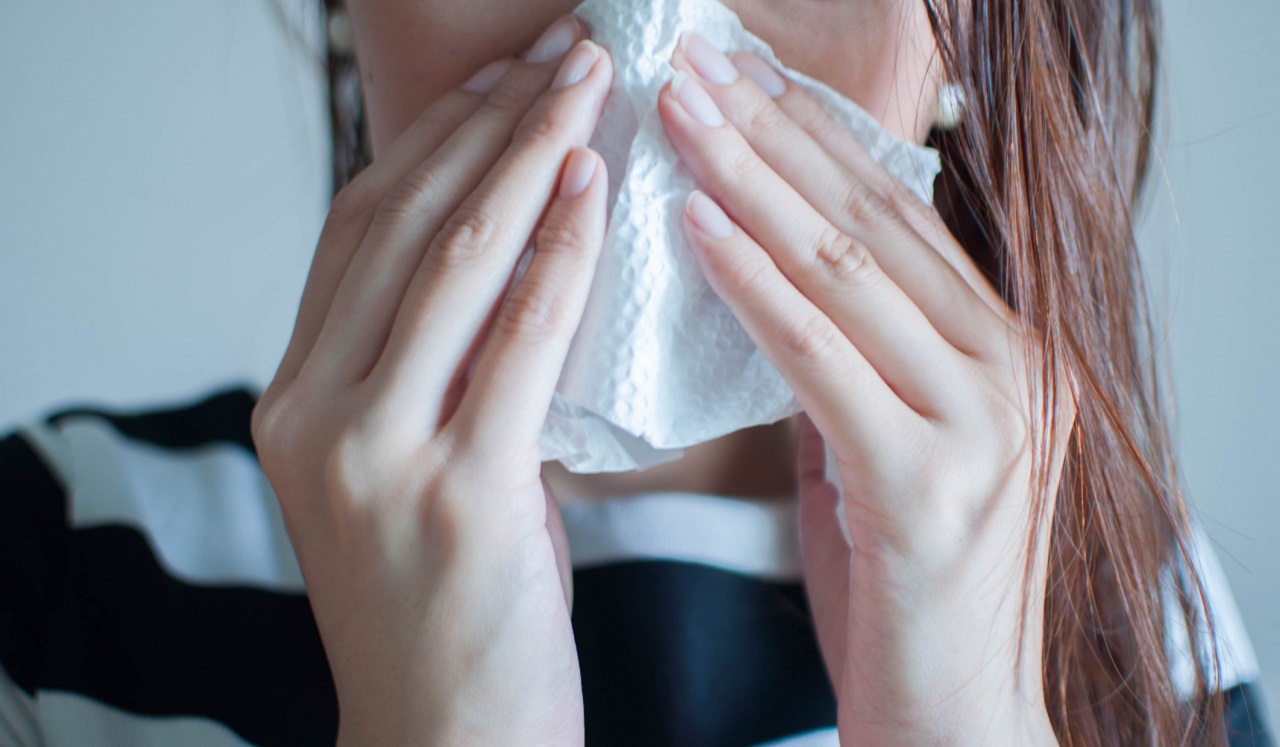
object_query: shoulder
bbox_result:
[0,384,269,668]
[4,383,301,590]
[0,384,330,747]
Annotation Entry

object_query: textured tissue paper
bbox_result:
[539,0,943,474]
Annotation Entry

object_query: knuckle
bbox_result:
[724,145,765,188]
[784,312,843,362]
[717,251,774,296]
[842,181,894,227]
[496,284,566,341]
[249,399,280,458]
[535,213,591,258]
[741,96,789,140]
[431,205,501,269]
[250,392,301,461]
[812,226,878,285]
[251,392,319,509]
[376,165,446,220]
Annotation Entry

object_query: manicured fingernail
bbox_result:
[523,15,582,64]
[462,59,515,93]
[671,71,724,127]
[551,41,600,90]
[731,51,787,98]
[559,148,597,199]
[686,190,734,239]
[679,33,739,86]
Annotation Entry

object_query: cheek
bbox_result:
[347,0,582,153]
[722,0,939,143]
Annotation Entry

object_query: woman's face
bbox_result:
[347,0,941,154]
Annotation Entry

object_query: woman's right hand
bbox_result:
[251,16,611,746]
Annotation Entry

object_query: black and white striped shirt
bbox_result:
[0,386,1273,746]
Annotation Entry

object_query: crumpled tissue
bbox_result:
[539,0,943,474]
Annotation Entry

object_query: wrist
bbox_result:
[835,683,1058,747]
[836,567,1056,746]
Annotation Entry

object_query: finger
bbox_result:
[661,77,970,418]
[299,23,594,387]
[668,37,1009,359]
[452,148,606,451]
[794,414,851,688]
[269,58,529,390]
[376,44,612,424]
[680,188,917,459]
[729,49,1010,323]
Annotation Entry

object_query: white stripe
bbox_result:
[35,691,251,747]
[25,417,805,585]
[22,420,305,592]
[17,411,1264,702]
[560,491,803,580]
[753,726,840,746]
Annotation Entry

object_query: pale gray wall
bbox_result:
[0,0,328,423]
[1140,0,1280,725]
[1,0,1276,729]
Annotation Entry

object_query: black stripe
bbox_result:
[0,433,69,695]
[20,516,1278,747]
[38,525,837,747]
[1226,683,1276,747]
[42,525,338,747]
[47,386,258,455]
[574,560,837,746]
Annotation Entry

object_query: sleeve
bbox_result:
[1165,523,1275,746]
[1224,682,1276,747]
[0,429,69,747]
[0,663,44,747]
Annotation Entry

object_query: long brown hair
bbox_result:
[925,0,1226,743]
[320,0,1227,742]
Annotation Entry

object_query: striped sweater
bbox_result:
[0,386,1272,746]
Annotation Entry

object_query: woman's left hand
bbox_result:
[661,36,1070,746]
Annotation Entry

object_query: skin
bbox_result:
[348,0,942,154]
[252,2,1070,745]
[347,0,943,503]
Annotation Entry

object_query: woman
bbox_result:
[0,0,1271,745]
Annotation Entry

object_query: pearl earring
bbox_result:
[327,8,355,56]
[934,82,966,130]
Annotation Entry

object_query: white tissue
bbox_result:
[540,0,943,473]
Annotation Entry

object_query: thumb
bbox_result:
[794,413,851,688]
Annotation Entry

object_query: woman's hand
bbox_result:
[661,36,1070,745]
[251,17,611,747]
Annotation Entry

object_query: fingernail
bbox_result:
[679,33,739,86]
[731,51,787,98]
[671,71,724,127]
[524,16,582,64]
[551,41,600,90]
[559,148,597,199]
[686,190,734,239]
[462,59,514,93]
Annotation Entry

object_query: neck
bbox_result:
[543,419,799,504]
